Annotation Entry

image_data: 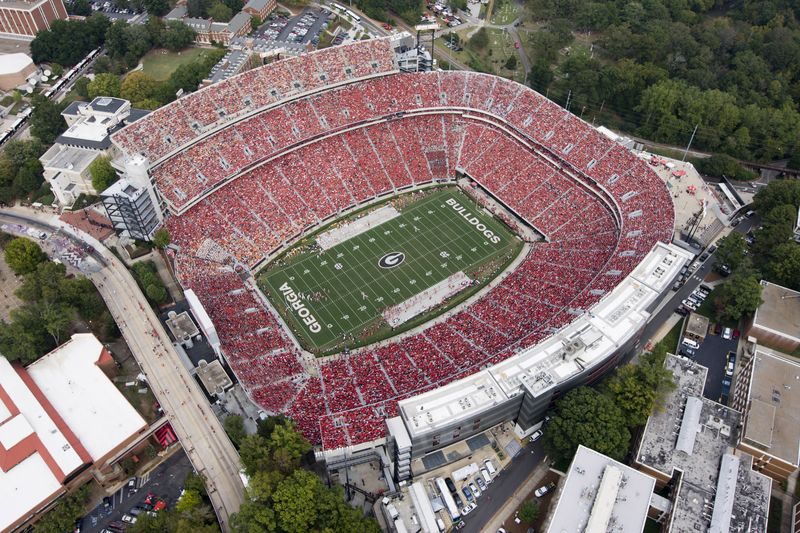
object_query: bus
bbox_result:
[434,477,461,522]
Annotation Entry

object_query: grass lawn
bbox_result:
[658,318,684,354]
[444,28,525,83]
[258,187,522,354]
[141,47,212,81]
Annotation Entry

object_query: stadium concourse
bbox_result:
[110,36,675,453]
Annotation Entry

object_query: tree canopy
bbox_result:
[231,418,379,533]
[89,156,119,192]
[33,485,89,533]
[544,386,631,465]
[31,15,110,65]
[712,274,763,322]
[5,237,47,275]
[88,73,122,100]
[605,345,675,427]
[29,96,67,145]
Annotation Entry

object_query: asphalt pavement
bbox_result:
[461,440,546,533]
[82,450,193,533]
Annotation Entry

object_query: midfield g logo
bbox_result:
[378,252,405,269]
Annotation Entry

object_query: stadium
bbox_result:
[110,34,690,469]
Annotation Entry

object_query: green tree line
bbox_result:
[523,0,800,163]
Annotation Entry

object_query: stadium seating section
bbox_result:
[117,39,674,450]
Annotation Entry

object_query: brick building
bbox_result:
[0,0,67,39]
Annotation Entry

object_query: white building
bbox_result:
[39,97,149,206]
[0,334,147,532]
[547,445,658,533]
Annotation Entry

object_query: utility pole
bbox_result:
[683,124,699,162]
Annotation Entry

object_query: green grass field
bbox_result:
[140,47,211,80]
[258,188,522,354]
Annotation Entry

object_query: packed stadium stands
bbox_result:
[114,38,674,450]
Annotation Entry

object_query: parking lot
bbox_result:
[679,321,739,402]
[253,9,330,46]
[81,448,192,533]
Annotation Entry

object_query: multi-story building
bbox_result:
[546,445,660,533]
[732,347,800,484]
[0,334,147,533]
[165,5,251,45]
[634,354,771,532]
[0,0,67,39]
[39,97,148,206]
[241,0,274,21]
[747,280,800,353]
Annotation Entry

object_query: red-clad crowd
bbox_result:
[134,42,675,450]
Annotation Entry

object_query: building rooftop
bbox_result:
[88,96,127,115]
[196,359,232,397]
[685,313,709,338]
[636,354,771,533]
[40,144,98,173]
[548,445,655,533]
[0,52,32,75]
[165,310,200,342]
[742,349,800,466]
[752,281,800,343]
[26,334,146,461]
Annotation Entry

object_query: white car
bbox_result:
[722,327,733,340]
[529,429,543,443]
[535,482,555,497]
[461,502,477,515]
[121,514,137,524]
[469,483,481,498]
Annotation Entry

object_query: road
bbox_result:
[461,441,546,533]
[0,210,245,532]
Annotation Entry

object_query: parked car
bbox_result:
[535,482,555,497]
[676,306,689,316]
[723,327,733,340]
[726,360,734,376]
[529,429,543,443]
[475,477,486,491]
[121,514,136,524]
[461,502,477,515]
[469,482,481,498]
[453,493,463,507]
[445,477,457,493]
[461,485,474,502]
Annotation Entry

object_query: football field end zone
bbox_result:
[317,205,401,250]
[382,271,472,327]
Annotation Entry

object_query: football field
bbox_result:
[258,187,521,353]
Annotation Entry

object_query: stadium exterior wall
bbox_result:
[374,242,692,475]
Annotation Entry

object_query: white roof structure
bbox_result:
[186,289,221,354]
[547,445,656,533]
[0,334,146,532]
[0,53,33,75]
[26,334,146,461]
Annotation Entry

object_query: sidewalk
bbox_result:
[481,462,551,532]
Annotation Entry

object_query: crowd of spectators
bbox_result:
[148,42,675,449]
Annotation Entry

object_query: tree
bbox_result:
[606,347,675,427]
[143,0,171,16]
[176,489,203,512]
[712,275,763,322]
[33,485,89,533]
[68,0,92,16]
[88,73,122,99]
[767,243,800,291]
[714,233,747,272]
[272,469,321,533]
[207,1,233,21]
[31,16,109,65]
[145,283,168,304]
[89,156,118,192]
[469,27,489,50]
[544,387,630,464]
[74,76,91,99]
[505,54,518,70]
[152,228,171,249]
[224,415,246,448]
[519,499,539,523]
[29,96,67,144]
[163,21,196,52]
[13,159,44,195]
[121,71,160,104]
[5,237,47,275]
[250,15,261,31]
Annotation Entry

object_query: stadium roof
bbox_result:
[548,445,655,533]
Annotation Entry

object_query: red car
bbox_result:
[153,499,167,512]
[382,23,392,30]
